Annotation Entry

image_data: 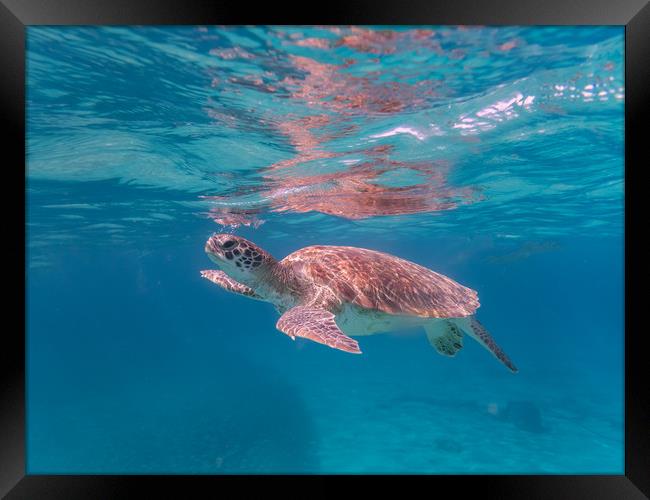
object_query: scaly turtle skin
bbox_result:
[201,234,517,373]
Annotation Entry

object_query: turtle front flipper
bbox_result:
[200,270,262,300]
[277,306,362,354]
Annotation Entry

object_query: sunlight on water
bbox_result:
[27,26,623,247]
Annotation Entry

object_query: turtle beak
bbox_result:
[205,236,222,263]
[206,235,220,253]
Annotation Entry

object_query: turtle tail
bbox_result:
[457,316,518,373]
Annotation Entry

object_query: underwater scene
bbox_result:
[26,26,624,474]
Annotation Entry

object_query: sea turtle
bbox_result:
[200,234,517,373]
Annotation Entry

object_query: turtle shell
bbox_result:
[280,245,479,318]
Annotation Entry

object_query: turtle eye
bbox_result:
[223,240,236,249]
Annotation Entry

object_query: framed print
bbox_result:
[2,0,648,497]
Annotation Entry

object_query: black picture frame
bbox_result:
[2,0,647,497]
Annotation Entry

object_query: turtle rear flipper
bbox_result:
[456,316,518,373]
[424,320,464,357]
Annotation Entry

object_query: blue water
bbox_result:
[26,26,624,474]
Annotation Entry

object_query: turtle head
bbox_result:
[205,234,276,282]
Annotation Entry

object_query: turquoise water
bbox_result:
[26,26,624,473]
